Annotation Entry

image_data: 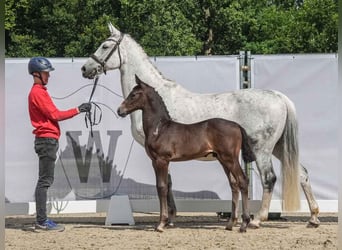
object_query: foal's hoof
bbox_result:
[155,226,164,232]
[225,218,237,231]
[225,223,234,231]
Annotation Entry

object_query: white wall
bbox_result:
[5,55,337,213]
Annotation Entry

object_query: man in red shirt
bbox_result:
[28,57,91,231]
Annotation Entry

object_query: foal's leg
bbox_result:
[249,152,276,229]
[226,172,239,231]
[152,159,170,232]
[217,157,239,230]
[300,164,320,227]
[167,173,177,227]
[235,164,250,233]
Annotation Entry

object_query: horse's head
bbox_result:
[117,75,149,117]
[82,23,125,79]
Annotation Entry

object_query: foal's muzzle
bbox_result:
[117,107,127,117]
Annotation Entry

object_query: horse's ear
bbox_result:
[108,22,119,36]
[135,75,143,85]
[135,75,148,88]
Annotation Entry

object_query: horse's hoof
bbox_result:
[239,227,247,233]
[155,226,164,232]
[307,219,320,228]
[248,220,260,229]
[225,224,233,231]
[167,222,175,227]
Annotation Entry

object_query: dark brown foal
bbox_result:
[117,75,256,232]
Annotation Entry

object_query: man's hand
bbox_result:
[78,103,91,113]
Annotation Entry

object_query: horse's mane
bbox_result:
[125,33,173,83]
[146,84,171,120]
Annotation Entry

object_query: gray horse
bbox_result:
[81,23,320,228]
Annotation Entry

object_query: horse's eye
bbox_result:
[102,44,109,49]
[131,92,140,99]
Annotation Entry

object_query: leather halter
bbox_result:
[90,33,124,74]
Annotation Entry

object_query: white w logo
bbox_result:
[64,130,122,183]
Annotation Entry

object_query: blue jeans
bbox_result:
[34,137,59,223]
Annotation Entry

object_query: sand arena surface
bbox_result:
[5,212,337,250]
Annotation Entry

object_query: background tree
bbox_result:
[5,0,337,57]
[119,0,202,56]
[287,0,338,53]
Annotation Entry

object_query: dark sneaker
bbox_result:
[35,219,65,232]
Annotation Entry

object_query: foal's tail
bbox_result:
[277,93,301,212]
[240,126,256,163]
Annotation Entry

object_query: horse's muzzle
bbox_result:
[117,107,127,117]
[81,65,97,79]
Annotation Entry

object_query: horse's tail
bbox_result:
[277,94,301,212]
[240,126,256,163]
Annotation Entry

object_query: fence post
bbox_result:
[239,51,253,200]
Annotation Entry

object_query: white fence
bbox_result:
[5,54,337,214]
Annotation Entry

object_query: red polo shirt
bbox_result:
[28,83,79,140]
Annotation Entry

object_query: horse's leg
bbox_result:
[225,159,251,232]
[273,143,320,227]
[152,159,170,232]
[300,164,320,227]
[167,173,177,227]
[226,172,239,231]
[249,152,276,229]
[217,157,239,230]
[236,165,251,233]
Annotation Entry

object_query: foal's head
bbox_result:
[117,75,170,119]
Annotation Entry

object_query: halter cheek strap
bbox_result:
[90,33,124,74]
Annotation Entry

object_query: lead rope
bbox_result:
[85,76,102,137]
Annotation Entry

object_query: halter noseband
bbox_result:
[90,33,124,74]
